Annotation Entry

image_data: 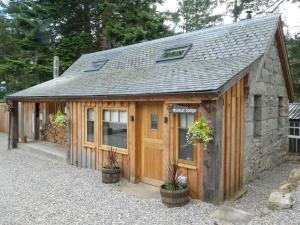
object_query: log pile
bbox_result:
[44,114,67,146]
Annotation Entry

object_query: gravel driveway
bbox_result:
[0,132,299,225]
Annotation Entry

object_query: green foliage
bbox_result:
[53,110,67,127]
[221,0,287,21]
[186,116,213,144]
[286,34,300,101]
[0,0,172,97]
[175,0,222,32]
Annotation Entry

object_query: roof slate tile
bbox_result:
[9,14,280,98]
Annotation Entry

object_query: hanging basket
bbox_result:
[193,140,204,144]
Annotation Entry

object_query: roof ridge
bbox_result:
[82,14,281,57]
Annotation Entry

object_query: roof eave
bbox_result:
[5,90,219,102]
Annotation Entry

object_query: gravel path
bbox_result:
[0,132,299,225]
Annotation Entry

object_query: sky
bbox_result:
[157,0,300,35]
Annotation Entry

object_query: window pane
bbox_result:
[296,122,299,127]
[290,128,294,135]
[87,108,94,143]
[179,128,194,161]
[290,121,294,127]
[187,113,194,128]
[103,122,127,149]
[151,113,158,129]
[296,128,299,136]
[111,110,118,122]
[103,110,110,121]
[87,108,94,121]
[179,114,186,128]
[120,111,128,123]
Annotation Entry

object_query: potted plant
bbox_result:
[186,115,213,144]
[102,147,121,183]
[160,161,189,207]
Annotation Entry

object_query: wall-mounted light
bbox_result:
[130,115,134,122]
[164,116,168,124]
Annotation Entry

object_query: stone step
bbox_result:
[18,141,66,162]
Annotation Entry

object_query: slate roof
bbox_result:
[289,103,300,120]
[8,14,281,99]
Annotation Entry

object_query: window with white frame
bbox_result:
[289,120,300,137]
[103,109,128,149]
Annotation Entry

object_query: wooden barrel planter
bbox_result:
[102,167,121,184]
[160,185,190,207]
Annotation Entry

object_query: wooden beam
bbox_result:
[12,101,18,148]
[275,24,294,101]
[18,102,25,142]
[230,85,237,196]
[66,102,72,164]
[214,96,224,203]
[8,94,216,103]
[129,101,136,183]
[162,103,170,180]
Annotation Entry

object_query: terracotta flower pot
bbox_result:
[102,166,121,184]
[160,184,190,207]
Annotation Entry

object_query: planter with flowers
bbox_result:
[102,147,121,184]
[160,161,189,207]
[186,115,213,145]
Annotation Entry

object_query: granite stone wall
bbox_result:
[244,39,289,183]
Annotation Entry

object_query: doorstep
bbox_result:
[115,180,160,199]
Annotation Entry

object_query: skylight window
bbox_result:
[157,44,192,62]
[84,59,108,72]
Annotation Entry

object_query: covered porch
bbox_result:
[8,100,68,159]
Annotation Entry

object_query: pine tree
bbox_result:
[0,0,172,96]
[176,0,222,32]
[287,34,300,100]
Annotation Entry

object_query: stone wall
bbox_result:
[244,38,289,183]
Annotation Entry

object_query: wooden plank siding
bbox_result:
[9,89,246,202]
[68,99,220,200]
[69,100,131,179]
[222,76,247,200]
[0,104,9,133]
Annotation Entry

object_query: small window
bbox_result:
[178,113,195,163]
[84,59,108,72]
[157,44,192,62]
[103,109,128,149]
[151,113,158,129]
[290,120,300,137]
[86,108,95,143]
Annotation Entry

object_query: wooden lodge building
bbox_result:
[6,14,293,203]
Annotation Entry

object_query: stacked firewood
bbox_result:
[44,114,67,146]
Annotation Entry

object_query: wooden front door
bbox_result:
[140,103,164,186]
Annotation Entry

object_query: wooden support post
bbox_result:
[66,102,72,164]
[18,102,25,142]
[129,102,136,183]
[215,97,224,203]
[163,103,170,180]
[198,143,204,200]
[12,101,18,148]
